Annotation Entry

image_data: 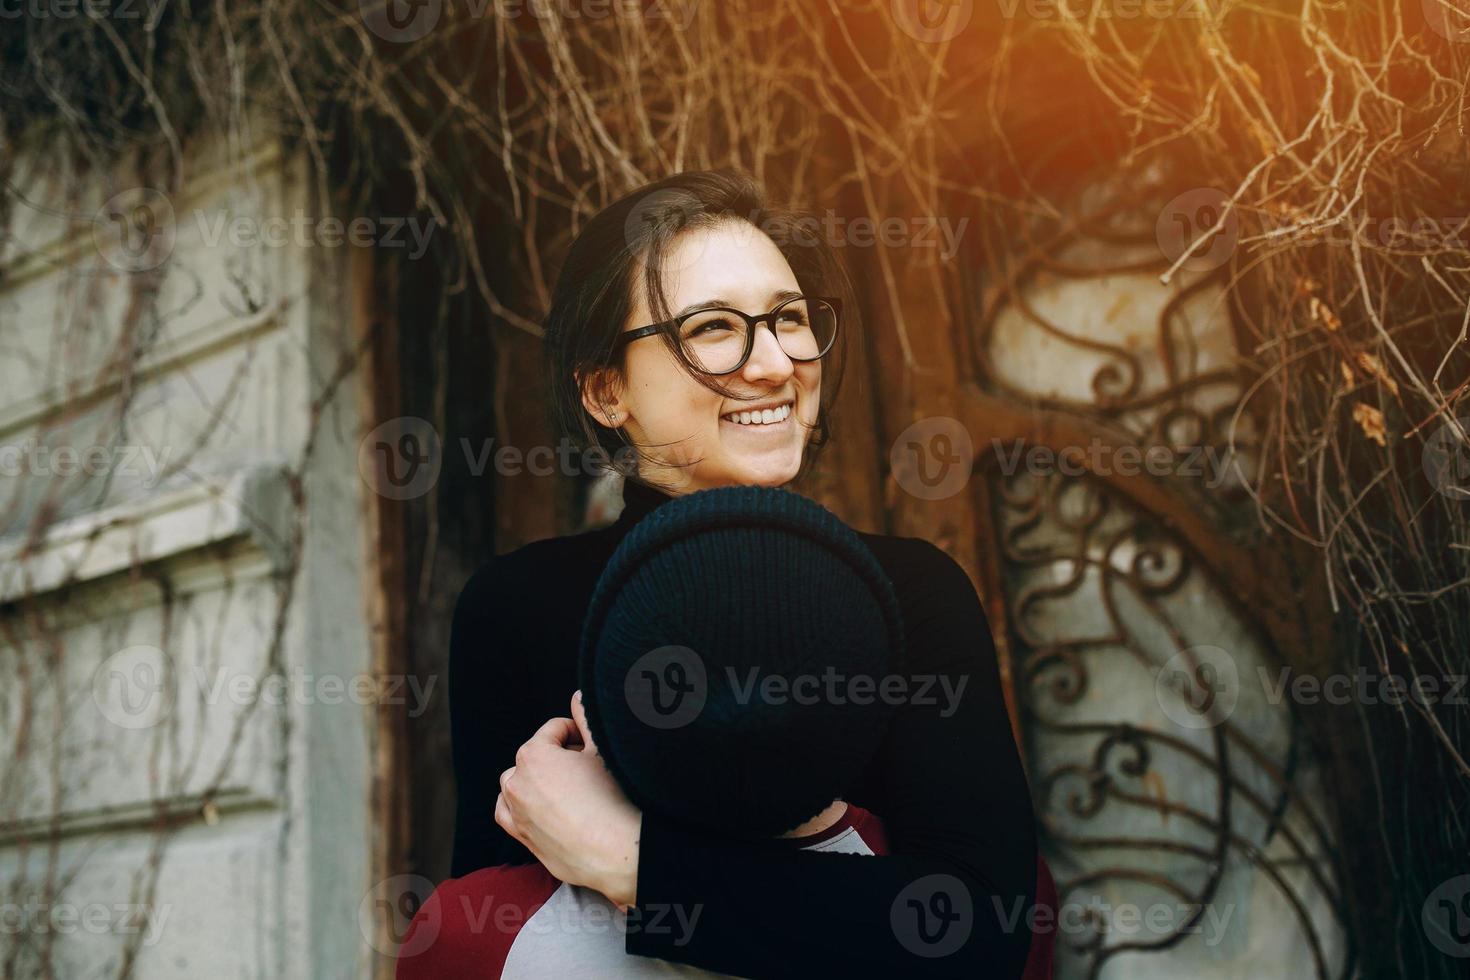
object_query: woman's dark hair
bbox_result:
[542,169,855,481]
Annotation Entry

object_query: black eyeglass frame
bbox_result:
[608,295,842,375]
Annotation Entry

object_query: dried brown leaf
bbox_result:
[1353,402,1388,447]
[1310,296,1342,332]
[1355,352,1400,396]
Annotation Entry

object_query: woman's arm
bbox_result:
[625,537,1038,977]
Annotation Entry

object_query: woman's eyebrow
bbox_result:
[672,289,804,319]
[671,298,733,318]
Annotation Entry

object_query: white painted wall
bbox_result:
[0,132,380,980]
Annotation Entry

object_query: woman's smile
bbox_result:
[719,400,793,427]
[718,397,805,467]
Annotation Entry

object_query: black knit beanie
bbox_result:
[578,485,906,839]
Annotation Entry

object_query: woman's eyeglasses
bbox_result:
[610,295,840,376]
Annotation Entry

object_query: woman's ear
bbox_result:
[576,365,625,429]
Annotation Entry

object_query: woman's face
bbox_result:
[593,220,822,493]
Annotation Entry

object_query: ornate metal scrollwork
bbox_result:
[973,187,1351,978]
[994,469,1351,978]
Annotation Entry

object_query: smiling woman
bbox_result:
[438,170,1047,979]
[544,170,855,494]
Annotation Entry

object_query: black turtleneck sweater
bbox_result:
[448,479,1037,978]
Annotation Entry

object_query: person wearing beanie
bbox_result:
[397,488,902,979]
[578,485,905,841]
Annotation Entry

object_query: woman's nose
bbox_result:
[740,323,794,384]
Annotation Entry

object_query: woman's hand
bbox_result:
[496,692,642,909]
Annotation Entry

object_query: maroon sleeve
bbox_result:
[1022,856,1058,980]
[395,864,561,980]
[848,806,890,856]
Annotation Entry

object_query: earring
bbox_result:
[608,411,619,424]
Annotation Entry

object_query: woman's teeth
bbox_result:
[722,403,792,426]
